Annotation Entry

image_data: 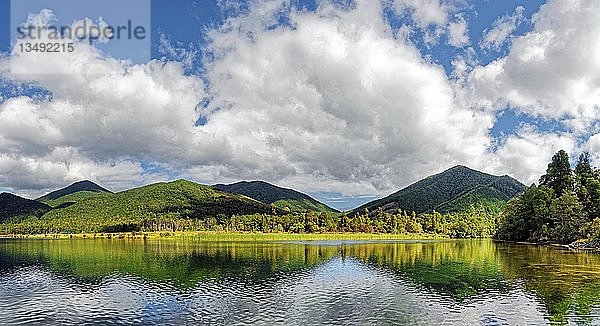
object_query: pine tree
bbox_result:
[575,152,593,178]
[575,152,600,220]
[540,150,574,197]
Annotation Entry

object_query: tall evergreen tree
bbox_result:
[575,152,593,178]
[575,152,600,220]
[540,150,574,197]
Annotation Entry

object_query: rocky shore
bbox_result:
[569,238,600,251]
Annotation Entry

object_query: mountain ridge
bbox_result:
[352,165,526,215]
[38,179,278,233]
[0,193,52,222]
[37,180,112,204]
[214,180,338,213]
[0,166,523,229]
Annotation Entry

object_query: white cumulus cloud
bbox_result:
[466,0,600,133]
[0,0,599,203]
[392,0,450,28]
[201,0,493,195]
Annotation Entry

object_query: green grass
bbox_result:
[159,232,447,241]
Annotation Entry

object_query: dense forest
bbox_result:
[0,193,51,221]
[496,151,600,245]
[0,203,499,238]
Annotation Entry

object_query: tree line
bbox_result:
[0,203,499,238]
[4,150,597,242]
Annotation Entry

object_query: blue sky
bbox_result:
[9,0,151,63]
[0,0,598,210]
[0,1,9,53]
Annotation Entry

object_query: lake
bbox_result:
[0,239,598,325]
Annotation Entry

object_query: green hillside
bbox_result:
[0,193,52,222]
[353,165,526,215]
[214,181,338,213]
[37,180,111,204]
[0,168,524,236]
[435,185,507,212]
[19,180,275,234]
[43,191,110,208]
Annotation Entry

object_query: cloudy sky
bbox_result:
[0,0,599,210]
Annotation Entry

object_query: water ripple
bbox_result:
[0,240,598,325]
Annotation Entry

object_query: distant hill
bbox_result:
[42,180,277,232]
[37,180,112,206]
[0,193,51,222]
[214,181,338,213]
[353,165,526,215]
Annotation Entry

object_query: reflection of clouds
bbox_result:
[270,258,546,325]
[0,268,149,324]
[276,257,424,325]
[0,258,552,325]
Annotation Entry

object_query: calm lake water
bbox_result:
[0,239,599,325]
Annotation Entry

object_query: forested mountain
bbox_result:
[214,181,338,213]
[0,170,523,237]
[0,174,516,237]
[33,180,276,233]
[353,165,526,215]
[0,193,51,222]
[37,180,112,206]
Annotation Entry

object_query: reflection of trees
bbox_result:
[0,240,339,288]
[340,240,510,300]
[1,239,600,324]
[494,244,600,324]
[342,240,600,323]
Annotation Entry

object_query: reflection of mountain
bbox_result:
[0,239,599,324]
[0,240,339,287]
[344,240,600,322]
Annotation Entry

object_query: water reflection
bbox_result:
[495,244,600,325]
[0,240,339,286]
[342,240,512,300]
[0,239,598,325]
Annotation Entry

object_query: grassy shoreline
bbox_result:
[0,231,450,241]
